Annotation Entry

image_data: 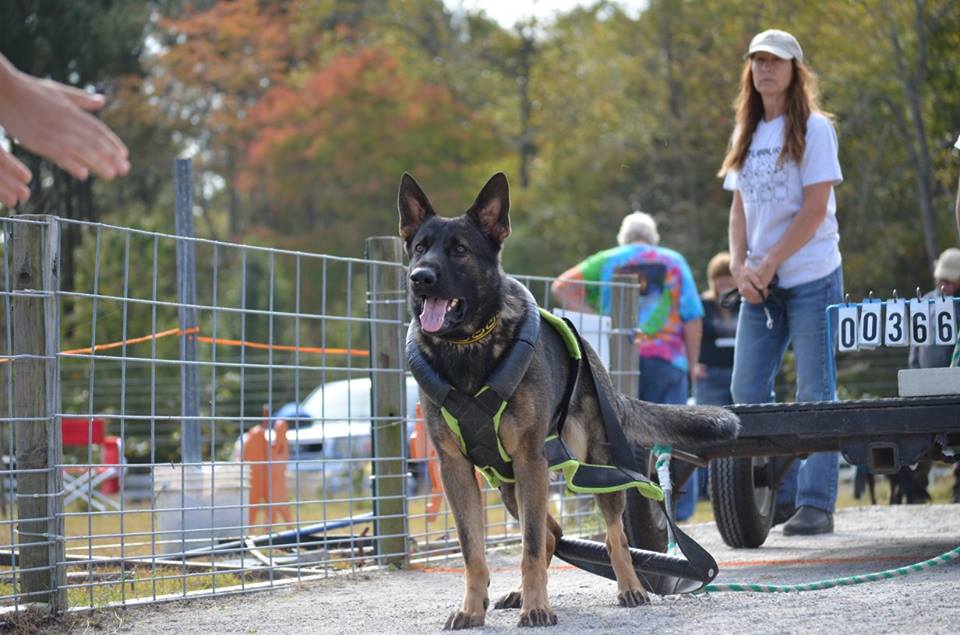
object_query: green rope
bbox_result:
[701,545,960,593]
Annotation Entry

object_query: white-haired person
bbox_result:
[718,29,844,536]
[552,211,704,521]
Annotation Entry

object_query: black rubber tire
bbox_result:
[622,448,668,553]
[709,456,775,549]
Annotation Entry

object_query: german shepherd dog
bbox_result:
[398,173,739,629]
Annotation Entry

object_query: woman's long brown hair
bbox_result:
[718,59,829,176]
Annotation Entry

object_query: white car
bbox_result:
[269,377,422,481]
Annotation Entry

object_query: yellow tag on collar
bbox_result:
[449,313,499,345]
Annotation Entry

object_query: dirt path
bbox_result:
[85,504,960,633]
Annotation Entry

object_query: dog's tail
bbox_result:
[618,397,740,448]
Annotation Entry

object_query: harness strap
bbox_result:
[565,323,643,474]
[443,387,512,482]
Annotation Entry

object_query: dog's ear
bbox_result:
[398,173,436,243]
[466,173,510,245]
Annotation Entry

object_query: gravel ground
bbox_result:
[86,504,960,633]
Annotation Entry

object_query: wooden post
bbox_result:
[11,216,66,611]
[609,274,639,397]
[364,236,408,567]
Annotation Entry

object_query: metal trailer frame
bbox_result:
[622,300,960,551]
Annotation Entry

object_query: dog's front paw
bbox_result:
[518,608,557,627]
[617,587,649,607]
[493,590,522,610]
[443,610,485,630]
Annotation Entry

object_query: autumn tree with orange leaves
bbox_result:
[153,0,506,252]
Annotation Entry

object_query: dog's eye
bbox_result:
[453,244,468,255]
[414,243,426,254]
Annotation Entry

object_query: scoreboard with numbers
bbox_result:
[836,296,958,352]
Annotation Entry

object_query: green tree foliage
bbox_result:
[3,0,960,433]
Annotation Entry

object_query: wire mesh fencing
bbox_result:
[0,215,624,614]
[0,213,913,615]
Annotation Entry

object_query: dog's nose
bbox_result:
[409,266,437,287]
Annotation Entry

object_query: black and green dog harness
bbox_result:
[406,282,662,501]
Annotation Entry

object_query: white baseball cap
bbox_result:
[934,247,960,282]
[747,29,804,62]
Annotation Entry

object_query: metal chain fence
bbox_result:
[0,213,910,615]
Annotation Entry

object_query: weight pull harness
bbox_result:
[406,280,722,595]
[406,283,661,499]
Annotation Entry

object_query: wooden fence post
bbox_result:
[609,274,639,397]
[364,236,408,567]
[11,215,66,611]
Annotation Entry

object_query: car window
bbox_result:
[300,377,422,422]
[301,380,372,421]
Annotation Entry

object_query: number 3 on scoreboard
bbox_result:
[884,299,908,347]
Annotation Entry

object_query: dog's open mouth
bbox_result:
[419,296,465,333]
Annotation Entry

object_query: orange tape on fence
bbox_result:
[59,326,188,356]
[195,334,367,357]
[0,326,368,363]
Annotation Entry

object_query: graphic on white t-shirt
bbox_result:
[740,145,789,206]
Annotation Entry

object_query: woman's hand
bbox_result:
[753,257,778,291]
[735,264,765,304]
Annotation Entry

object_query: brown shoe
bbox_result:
[782,505,833,536]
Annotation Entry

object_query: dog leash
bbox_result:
[700,545,960,593]
[720,274,787,330]
[552,323,721,594]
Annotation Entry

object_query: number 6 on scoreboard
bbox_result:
[908,298,931,346]
[932,297,956,346]
[884,299,908,346]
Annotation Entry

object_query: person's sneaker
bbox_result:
[772,503,796,527]
[782,505,833,536]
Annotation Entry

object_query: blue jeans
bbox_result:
[730,267,843,514]
[637,357,698,520]
[694,366,734,407]
[638,356,688,404]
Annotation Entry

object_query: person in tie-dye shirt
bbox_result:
[552,211,704,404]
[553,212,705,520]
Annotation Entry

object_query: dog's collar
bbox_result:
[407,278,540,407]
[448,312,500,345]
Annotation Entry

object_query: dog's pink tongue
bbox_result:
[420,297,448,333]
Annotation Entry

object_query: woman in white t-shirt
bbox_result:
[718,29,843,538]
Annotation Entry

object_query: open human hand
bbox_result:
[0,69,129,188]
[0,146,31,207]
